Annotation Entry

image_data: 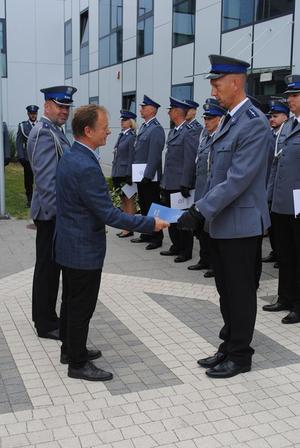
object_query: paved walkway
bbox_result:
[1,218,300,448]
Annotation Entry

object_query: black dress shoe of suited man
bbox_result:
[204,269,215,278]
[281,311,300,324]
[131,237,148,243]
[145,242,162,250]
[117,231,134,238]
[61,349,102,365]
[197,351,226,368]
[160,249,179,256]
[274,262,279,269]
[68,361,113,381]
[262,300,290,312]
[188,260,209,271]
[174,255,192,263]
[206,359,251,379]
[262,251,276,263]
[37,328,60,341]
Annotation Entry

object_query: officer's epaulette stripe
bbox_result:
[246,108,259,119]
[186,123,193,129]
[42,122,50,128]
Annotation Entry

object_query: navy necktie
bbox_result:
[292,118,298,131]
[221,113,231,130]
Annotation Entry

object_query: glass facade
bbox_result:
[99,0,123,68]
[173,0,195,47]
[64,20,72,79]
[80,10,89,74]
[0,19,7,78]
[171,83,194,101]
[255,0,294,22]
[137,0,154,57]
[122,92,136,113]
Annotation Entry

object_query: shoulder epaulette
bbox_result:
[246,108,259,119]
[42,121,50,129]
[186,123,193,129]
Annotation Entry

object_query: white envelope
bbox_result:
[170,190,195,210]
[293,189,300,218]
[132,163,158,182]
[121,183,138,199]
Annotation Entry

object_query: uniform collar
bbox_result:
[229,97,249,117]
[174,120,186,131]
[144,116,156,126]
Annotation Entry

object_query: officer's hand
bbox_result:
[154,217,169,231]
[180,186,191,198]
[19,158,26,167]
[177,205,205,232]
[126,176,133,186]
[141,177,152,184]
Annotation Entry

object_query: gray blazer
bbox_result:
[133,118,165,181]
[161,123,198,190]
[16,120,35,161]
[27,117,71,221]
[188,119,203,138]
[111,129,135,178]
[194,130,211,202]
[270,118,300,215]
[196,99,272,239]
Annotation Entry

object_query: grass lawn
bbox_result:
[4,163,31,219]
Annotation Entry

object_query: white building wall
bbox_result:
[293,0,300,73]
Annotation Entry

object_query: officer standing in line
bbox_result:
[178,55,272,378]
[188,99,226,277]
[184,100,203,136]
[27,86,77,340]
[131,95,165,250]
[262,100,289,268]
[16,105,39,207]
[262,76,300,323]
[160,97,197,263]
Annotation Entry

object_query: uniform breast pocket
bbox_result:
[215,147,232,169]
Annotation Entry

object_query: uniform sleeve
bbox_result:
[181,129,198,188]
[267,156,278,203]
[144,126,165,179]
[16,124,25,160]
[126,134,136,177]
[77,165,155,233]
[196,118,270,221]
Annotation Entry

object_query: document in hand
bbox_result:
[121,183,138,199]
[132,164,158,182]
[170,190,195,209]
[293,189,300,218]
[147,203,184,223]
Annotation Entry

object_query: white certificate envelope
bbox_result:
[121,183,137,199]
[170,190,195,210]
[132,163,158,182]
[293,189,300,218]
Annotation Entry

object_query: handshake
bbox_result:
[177,205,205,232]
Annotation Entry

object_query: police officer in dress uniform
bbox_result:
[2,121,10,166]
[160,97,198,263]
[16,105,39,207]
[188,99,226,277]
[178,55,272,378]
[131,95,166,250]
[27,85,77,340]
[262,100,289,267]
[112,110,137,238]
[262,76,300,323]
[184,100,203,137]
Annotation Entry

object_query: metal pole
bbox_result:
[0,65,7,218]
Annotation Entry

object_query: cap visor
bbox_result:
[52,99,73,107]
[283,89,300,95]
[205,73,224,80]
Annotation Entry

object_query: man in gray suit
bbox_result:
[131,95,165,250]
[263,75,300,324]
[160,97,198,262]
[27,85,77,340]
[178,55,272,378]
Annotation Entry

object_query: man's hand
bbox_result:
[126,176,133,186]
[177,205,205,232]
[154,217,169,231]
[180,186,191,198]
[141,177,152,184]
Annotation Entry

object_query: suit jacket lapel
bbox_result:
[212,99,251,144]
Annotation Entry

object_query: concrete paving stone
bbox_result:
[131,435,157,448]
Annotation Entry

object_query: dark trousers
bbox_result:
[32,220,61,333]
[268,210,279,258]
[137,181,163,243]
[211,236,260,366]
[275,213,300,312]
[195,229,212,266]
[161,189,193,257]
[23,160,33,202]
[60,267,102,368]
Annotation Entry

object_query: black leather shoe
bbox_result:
[131,237,148,243]
[262,252,276,263]
[37,329,60,341]
[274,262,279,269]
[117,232,134,238]
[145,242,162,250]
[187,260,209,271]
[262,301,290,312]
[204,269,215,278]
[197,352,226,368]
[174,255,192,263]
[206,359,251,379]
[160,249,179,256]
[281,311,300,324]
[68,361,113,382]
[61,349,102,365]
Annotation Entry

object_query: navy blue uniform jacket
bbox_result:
[55,142,155,270]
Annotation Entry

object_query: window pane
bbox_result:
[1,19,7,77]
[137,16,153,56]
[123,93,136,112]
[80,11,89,44]
[99,0,110,37]
[110,30,122,64]
[80,45,89,73]
[173,0,195,47]
[138,0,153,17]
[111,0,123,29]
[171,84,193,100]
[65,53,72,79]
[65,21,72,53]
[99,35,110,67]
[255,0,294,21]
[222,0,254,32]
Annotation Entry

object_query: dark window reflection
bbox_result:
[173,0,195,47]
